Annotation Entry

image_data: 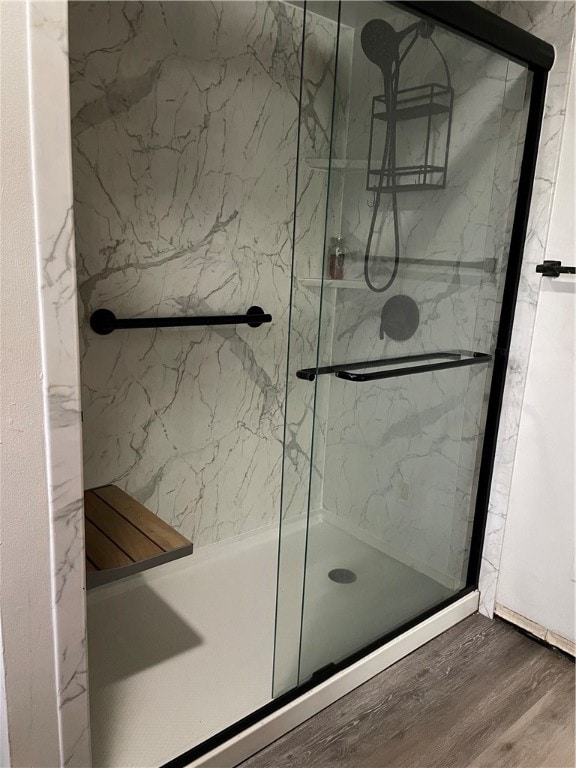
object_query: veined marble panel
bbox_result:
[27,2,90,765]
[70,2,337,547]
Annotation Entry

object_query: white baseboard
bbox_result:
[188,591,479,768]
[495,603,575,656]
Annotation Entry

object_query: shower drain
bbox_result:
[328,568,357,584]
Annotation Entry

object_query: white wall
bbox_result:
[495,52,575,651]
[0,2,61,764]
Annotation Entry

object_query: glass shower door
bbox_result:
[274,0,532,695]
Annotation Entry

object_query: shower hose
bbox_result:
[362,23,445,294]
[363,59,401,293]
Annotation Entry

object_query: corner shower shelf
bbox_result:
[299,277,369,290]
[305,158,446,191]
[305,158,367,172]
[298,256,487,290]
[84,485,193,588]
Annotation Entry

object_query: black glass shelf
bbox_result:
[372,83,453,123]
[374,101,451,122]
[367,164,447,193]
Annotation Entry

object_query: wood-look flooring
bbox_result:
[240,614,575,768]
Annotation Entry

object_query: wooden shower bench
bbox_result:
[84,485,193,588]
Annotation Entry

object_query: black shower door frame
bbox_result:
[394,1,553,589]
[162,3,554,766]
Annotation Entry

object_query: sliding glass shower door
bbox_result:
[274,0,533,695]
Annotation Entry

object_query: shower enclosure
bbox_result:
[272,0,546,696]
[68,1,553,765]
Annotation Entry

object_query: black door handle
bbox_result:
[536,260,575,277]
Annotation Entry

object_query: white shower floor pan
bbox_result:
[87,516,451,767]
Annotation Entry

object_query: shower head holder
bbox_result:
[362,15,454,194]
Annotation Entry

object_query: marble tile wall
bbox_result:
[70,1,338,547]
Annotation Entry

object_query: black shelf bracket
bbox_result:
[90,306,272,336]
[536,260,575,277]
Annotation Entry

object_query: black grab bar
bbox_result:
[296,350,491,382]
[90,306,272,336]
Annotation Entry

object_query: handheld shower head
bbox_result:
[360,19,399,82]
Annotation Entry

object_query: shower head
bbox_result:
[360,19,399,80]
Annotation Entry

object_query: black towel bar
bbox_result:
[296,350,492,382]
[90,306,272,335]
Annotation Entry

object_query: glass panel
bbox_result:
[273,0,342,697]
[275,0,531,691]
[299,364,489,681]
[70,2,311,762]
